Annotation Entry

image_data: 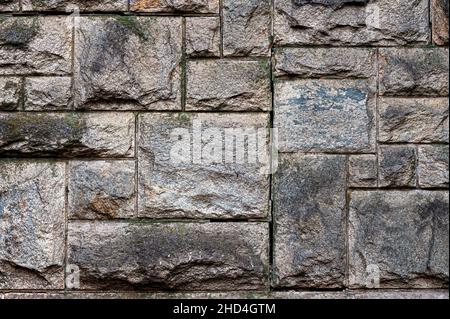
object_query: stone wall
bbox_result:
[0,0,448,299]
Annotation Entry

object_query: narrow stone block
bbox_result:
[130,0,219,13]
[186,60,271,111]
[273,154,346,288]
[0,161,65,289]
[0,113,135,157]
[22,0,128,11]
[0,77,21,110]
[432,0,449,45]
[418,145,449,189]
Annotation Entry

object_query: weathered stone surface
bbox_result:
[349,290,450,299]
[0,0,18,11]
[0,161,65,289]
[379,48,449,97]
[69,161,136,220]
[138,113,270,219]
[349,155,377,188]
[349,190,449,288]
[67,222,269,290]
[418,145,449,189]
[22,0,128,11]
[2,291,268,299]
[0,17,71,75]
[274,48,376,78]
[379,98,449,144]
[0,113,135,157]
[186,60,271,111]
[223,0,271,57]
[0,77,21,110]
[274,79,375,153]
[273,154,346,288]
[74,16,182,110]
[271,290,450,299]
[378,145,417,187]
[432,0,449,45]
[24,77,72,110]
[186,17,220,58]
[130,0,219,12]
[274,0,429,46]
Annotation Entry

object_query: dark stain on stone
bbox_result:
[292,0,369,8]
[0,18,39,47]
[0,113,85,156]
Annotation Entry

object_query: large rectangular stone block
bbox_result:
[67,222,269,290]
[273,154,346,288]
[138,113,270,219]
[69,161,136,220]
[223,0,272,57]
[0,17,71,75]
[349,191,449,288]
[22,0,127,11]
[130,0,219,13]
[186,60,271,111]
[74,16,182,110]
[379,48,449,97]
[274,0,429,46]
[274,48,376,79]
[274,79,375,153]
[378,98,449,144]
[0,161,65,289]
[0,113,135,157]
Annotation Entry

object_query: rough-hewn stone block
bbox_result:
[379,48,449,97]
[274,79,375,153]
[223,0,271,57]
[274,48,376,78]
[378,145,417,188]
[22,0,128,11]
[0,113,135,157]
[74,16,182,110]
[0,0,18,11]
[138,113,270,219]
[273,154,346,288]
[0,161,65,289]
[69,161,136,220]
[186,60,271,111]
[0,77,21,110]
[379,98,449,144]
[274,0,429,46]
[0,17,71,75]
[130,0,219,13]
[418,145,449,189]
[432,0,449,45]
[67,222,269,290]
[186,17,220,58]
[349,190,449,288]
[24,77,72,110]
[349,155,377,188]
